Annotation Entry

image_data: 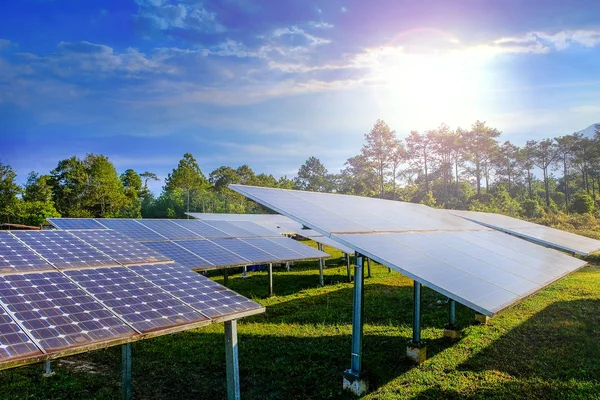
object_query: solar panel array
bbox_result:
[446,209,600,256]
[229,184,590,316]
[47,218,329,270]
[0,229,266,370]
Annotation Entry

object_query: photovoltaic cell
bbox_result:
[176,240,249,267]
[0,272,134,351]
[265,237,330,259]
[0,306,41,361]
[308,235,355,255]
[186,213,290,223]
[240,238,306,260]
[143,241,213,269]
[228,221,281,237]
[0,232,52,273]
[130,264,263,318]
[99,219,167,242]
[202,221,259,238]
[210,238,277,263]
[69,230,171,265]
[47,218,107,230]
[11,231,117,269]
[170,220,229,239]
[66,268,207,333]
[136,220,202,240]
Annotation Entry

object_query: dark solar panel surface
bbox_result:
[229,221,281,237]
[131,264,262,318]
[265,237,328,259]
[0,272,134,351]
[137,220,202,240]
[176,240,249,266]
[66,268,207,333]
[171,220,229,238]
[99,219,166,242]
[211,238,276,262]
[0,306,41,361]
[240,238,305,260]
[11,231,116,269]
[0,232,52,273]
[202,221,258,238]
[47,218,107,230]
[69,230,171,265]
[143,241,213,269]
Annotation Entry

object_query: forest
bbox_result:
[1,120,599,229]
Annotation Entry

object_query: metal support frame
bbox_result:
[225,320,241,400]
[242,266,248,278]
[345,253,352,282]
[317,243,325,286]
[223,268,229,286]
[42,360,53,377]
[121,343,132,400]
[268,263,273,296]
[448,298,456,329]
[412,281,422,344]
[366,258,371,278]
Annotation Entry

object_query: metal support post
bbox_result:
[343,253,367,395]
[225,320,241,400]
[318,243,324,286]
[345,254,352,282]
[121,343,132,400]
[406,281,427,364]
[366,258,371,278]
[223,268,229,286]
[448,299,456,329]
[268,263,273,296]
[42,360,54,377]
[242,266,248,278]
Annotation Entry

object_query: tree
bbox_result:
[0,162,22,223]
[164,153,208,214]
[554,135,577,208]
[21,172,60,225]
[209,166,241,190]
[406,130,434,193]
[494,141,520,193]
[338,154,378,196]
[120,169,143,218]
[294,157,329,192]
[361,120,398,197]
[570,192,595,214]
[83,154,127,217]
[526,139,559,207]
[50,156,89,216]
[462,121,501,197]
[140,171,159,191]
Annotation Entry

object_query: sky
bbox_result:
[1,0,599,193]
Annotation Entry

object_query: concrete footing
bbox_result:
[443,327,460,339]
[474,313,491,325]
[406,342,427,364]
[343,370,368,396]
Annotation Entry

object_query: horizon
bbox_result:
[2,1,600,193]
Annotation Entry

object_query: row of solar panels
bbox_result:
[48,218,281,241]
[0,262,263,365]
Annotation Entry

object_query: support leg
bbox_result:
[223,268,229,287]
[121,343,132,400]
[42,360,54,377]
[366,258,371,278]
[406,281,426,364]
[343,253,368,396]
[242,266,248,279]
[443,299,460,339]
[345,254,352,282]
[318,243,324,286]
[225,320,240,400]
[268,263,273,296]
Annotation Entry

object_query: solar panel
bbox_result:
[264,237,330,259]
[65,268,207,333]
[176,240,249,267]
[0,272,134,351]
[11,231,117,269]
[0,305,41,361]
[136,220,202,240]
[143,241,213,269]
[99,219,167,242]
[309,235,355,255]
[170,220,230,239]
[202,221,259,238]
[448,209,600,255]
[69,230,171,265]
[187,213,290,223]
[239,238,306,260]
[210,238,277,263]
[47,218,107,230]
[0,232,53,273]
[228,221,281,237]
[130,263,263,318]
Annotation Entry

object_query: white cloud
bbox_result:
[341,6,347,12]
[0,39,11,50]
[494,29,600,53]
[308,21,334,29]
[135,0,225,33]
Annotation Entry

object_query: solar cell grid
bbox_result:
[240,238,305,260]
[47,218,107,230]
[211,238,277,263]
[0,272,134,351]
[69,230,171,265]
[66,268,207,333]
[130,264,263,318]
[11,231,117,269]
[137,220,202,240]
[170,220,229,239]
[0,306,41,361]
[228,221,281,237]
[202,221,259,238]
[99,219,167,242]
[0,232,52,273]
[265,237,329,259]
[176,240,249,267]
[143,241,213,269]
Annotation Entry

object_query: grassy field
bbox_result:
[0,242,599,399]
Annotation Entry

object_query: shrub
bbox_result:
[522,199,542,218]
[570,192,595,214]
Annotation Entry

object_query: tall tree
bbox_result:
[21,172,60,225]
[555,135,577,207]
[526,139,558,207]
[406,130,434,193]
[209,166,241,190]
[338,154,378,196]
[49,156,89,216]
[362,119,398,197]
[294,157,329,192]
[83,154,127,217]
[462,121,501,197]
[494,141,520,193]
[120,169,143,218]
[0,162,22,223]
[164,153,208,214]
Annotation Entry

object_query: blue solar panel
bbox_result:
[170,220,230,238]
[0,232,53,273]
[66,268,207,333]
[99,219,167,242]
[265,237,329,259]
[211,238,278,263]
[137,220,202,240]
[143,241,213,269]
[229,221,281,237]
[69,230,172,265]
[0,272,134,351]
[11,231,117,269]
[0,305,41,361]
[202,221,258,238]
[130,264,263,318]
[47,218,107,230]
[176,240,249,267]
[240,238,306,260]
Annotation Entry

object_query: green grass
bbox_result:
[0,242,599,399]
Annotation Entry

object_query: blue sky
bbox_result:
[1,0,599,192]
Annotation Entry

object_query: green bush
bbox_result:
[521,199,542,218]
[570,192,595,214]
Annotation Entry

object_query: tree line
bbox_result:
[1,120,599,226]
